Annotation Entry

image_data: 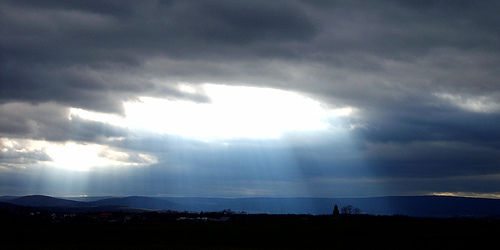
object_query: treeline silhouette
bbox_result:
[2,203,499,249]
[0,205,359,224]
[2,203,498,225]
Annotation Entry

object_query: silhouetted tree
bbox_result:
[341,205,361,215]
[353,207,361,215]
[222,209,233,215]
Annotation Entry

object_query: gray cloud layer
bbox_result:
[1,0,499,197]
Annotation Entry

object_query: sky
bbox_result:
[1,0,499,199]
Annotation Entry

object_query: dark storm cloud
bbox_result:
[313,0,499,56]
[353,109,500,145]
[1,0,499,197]
[1,0,316,113]
[2,0,498,110]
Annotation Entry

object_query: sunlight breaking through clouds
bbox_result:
[71,84,355,140]
[3,0,499,199]
[45,142,157,171]
[0,138,157,172]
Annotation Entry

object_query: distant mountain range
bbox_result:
[1,195,499,217]
[6,195,84,207]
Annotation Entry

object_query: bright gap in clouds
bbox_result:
[126,84,328,138]
[44,142,157,171]
[0,138,157,172]
[72,84,352,139]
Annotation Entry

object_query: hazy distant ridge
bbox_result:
[89,196,186,211]
[8,195,85,207]
[2,195,499,217]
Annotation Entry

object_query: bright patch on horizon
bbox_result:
[431,192,500,199]
[71,84,354,139]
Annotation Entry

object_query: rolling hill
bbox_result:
[88,196,186,211]
[2,195,499,217]
[8,195,85,207]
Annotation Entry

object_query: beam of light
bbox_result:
[2,83,369,200]
[149,137,314,199]
[62,83,364,200]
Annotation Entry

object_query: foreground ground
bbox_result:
[1,214,499,249]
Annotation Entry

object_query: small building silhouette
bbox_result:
[332,204,339,219]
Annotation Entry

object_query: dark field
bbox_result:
[1,215,499,249]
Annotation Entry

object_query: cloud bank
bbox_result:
[1,0,499,198]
